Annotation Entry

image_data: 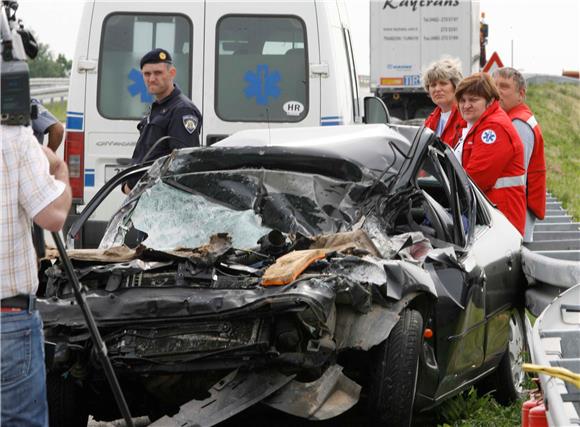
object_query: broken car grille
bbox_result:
[107,319,263,360]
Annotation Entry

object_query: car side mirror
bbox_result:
[363,96,391,124]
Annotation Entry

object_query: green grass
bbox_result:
[434,388,522,427]
[526,83,580,220]
[43,100,67,123]
[412,386,524,426]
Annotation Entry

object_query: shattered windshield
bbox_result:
[129,181,271,250]
[102,168,367,250]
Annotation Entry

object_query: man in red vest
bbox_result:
[493,67,546,242]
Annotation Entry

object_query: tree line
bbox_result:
[28,39,72,78]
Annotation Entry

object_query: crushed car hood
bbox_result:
[39,229,438,329]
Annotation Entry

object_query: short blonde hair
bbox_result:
[455,72,500,103]
[422,57,463,91]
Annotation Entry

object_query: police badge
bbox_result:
[182,115,198,134]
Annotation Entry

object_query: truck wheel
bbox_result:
[489,309,528,405]
[367,309,423,427]
[47,373,88,427]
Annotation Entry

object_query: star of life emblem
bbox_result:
[481,129,497,144]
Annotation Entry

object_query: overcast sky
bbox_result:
[16,0,580,75]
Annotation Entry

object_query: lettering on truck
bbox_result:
[382,0,460,11]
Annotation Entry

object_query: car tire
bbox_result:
[47,373,89,427]
[367,308,423,427]
[489,308,528,405]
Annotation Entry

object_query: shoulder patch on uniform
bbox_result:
[481,129,497,144]
[182,115,198,134]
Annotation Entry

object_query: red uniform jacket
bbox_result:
[424,104,466,148]
[461,100,527,235]
[507,103,546,220]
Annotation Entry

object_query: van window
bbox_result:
[216,15,308,122]
[98,13,192,120]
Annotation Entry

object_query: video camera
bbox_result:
[1,0,38,125]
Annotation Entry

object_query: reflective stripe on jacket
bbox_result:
[507,103,547,220]
[461,100,527,235]
[424,104,466,148]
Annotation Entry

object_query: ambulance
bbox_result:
[65,0,388,247]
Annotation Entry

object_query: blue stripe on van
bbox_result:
[84,169,95,187]
[320,115,343,126]
[66,115,83,131]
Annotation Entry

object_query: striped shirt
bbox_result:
[1,125,65,298]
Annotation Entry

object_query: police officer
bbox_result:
[123,48,202,193]
[31,98,64,151]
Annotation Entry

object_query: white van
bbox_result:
[64,0,387,247]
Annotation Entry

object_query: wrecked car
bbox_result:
[38,124,527,427]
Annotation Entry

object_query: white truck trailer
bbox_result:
[370,0,481,120]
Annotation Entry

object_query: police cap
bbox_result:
[140,48,173,69]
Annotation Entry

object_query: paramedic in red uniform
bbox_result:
[493,67,546,242]
[422,57,466,147]
[454,72,527,235]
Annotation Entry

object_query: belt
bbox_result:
[0,295,36,312]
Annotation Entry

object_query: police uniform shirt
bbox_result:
[130,85,202,166]
[30,98,59,144]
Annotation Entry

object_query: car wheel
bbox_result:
[490,308,527,405]
[367,308,423,427]
[47,373,89,427]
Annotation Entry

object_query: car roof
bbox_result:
[213,124,412,176]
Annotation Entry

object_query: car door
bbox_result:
[408,142,486,396]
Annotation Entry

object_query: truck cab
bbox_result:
[370,0,481,120]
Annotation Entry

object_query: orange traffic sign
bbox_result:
[483,51,504,73]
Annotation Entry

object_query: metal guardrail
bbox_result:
[30,77,69,87]
[30,77,69,104]
[527,197,579,262]
[30,77,70,104]
[522,192,580,317]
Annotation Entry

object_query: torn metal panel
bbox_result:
[309,229,382,257]
[149,369,295,427]
[263,364,361,420]
[52,234,232,265]
[61,245,140,262]
[373,231,433,263]
[334,304,400,350]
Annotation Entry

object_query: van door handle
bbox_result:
[77,59,97,72]
[116,158,131,165]
[310,63,329,78]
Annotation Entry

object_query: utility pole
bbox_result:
[511,39,514,67]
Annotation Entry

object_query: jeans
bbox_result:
[1,310,48,427]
